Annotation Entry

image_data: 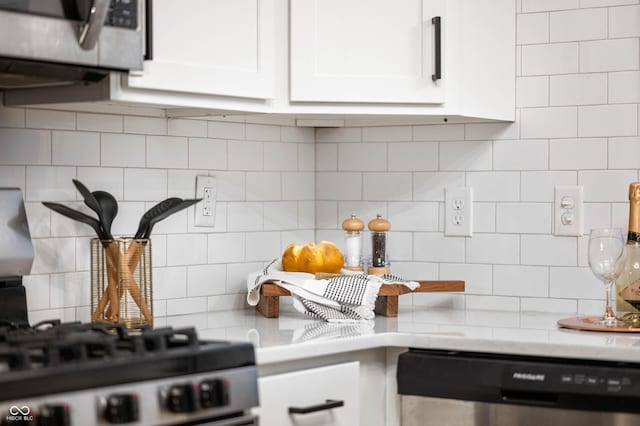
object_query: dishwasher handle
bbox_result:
[501,389,559,407]
[288,399,344,415]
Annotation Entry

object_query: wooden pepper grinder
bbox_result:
[342,214,365,272]
[368,214,391,275]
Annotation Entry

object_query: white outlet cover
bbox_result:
[445,187,473,236]
[554,186,583,236]
[195,175,217,227]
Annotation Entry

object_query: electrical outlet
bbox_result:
[195,175,216,227]
[554,186,583,236]
[445,187,473,236]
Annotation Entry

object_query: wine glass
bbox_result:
[588,228,626,326]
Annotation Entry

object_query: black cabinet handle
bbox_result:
[288,399,344,414]
[432,16,442,81]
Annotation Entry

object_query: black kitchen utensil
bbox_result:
[42,202,107,240]
[93,190,118,239]
[143,198,201,239]
[134,198,182,239]
[72,179,107,237]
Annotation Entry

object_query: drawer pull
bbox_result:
[288,399,344,414]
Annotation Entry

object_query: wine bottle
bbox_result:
[615,182,640,317]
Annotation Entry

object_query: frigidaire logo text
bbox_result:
[6,405,33,422]
[512,372,545,381]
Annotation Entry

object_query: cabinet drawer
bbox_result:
[257,362,359,426]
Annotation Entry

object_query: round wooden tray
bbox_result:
[557,316,640,333]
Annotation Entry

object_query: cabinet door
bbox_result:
[127,0,275,99]
[290,0,445,103]
[257,362,359,426]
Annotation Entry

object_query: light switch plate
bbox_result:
[554,186,583,236]
[195,175,216,227]
[445,187,473,236]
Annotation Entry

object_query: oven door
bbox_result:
[398,349,640,426]
[0,0,143,77]
[173,413,258,426]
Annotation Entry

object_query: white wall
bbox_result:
[1,0,639,322]
[315,0,640,314]
[0,105,315,327]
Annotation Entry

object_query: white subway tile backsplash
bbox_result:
[0,166,25,191]
[516,76,549,107]
[110,202,145,237]
[263,201,298,230]
[227,202,263,231]
[467,172,520,202]
[583,203,611,230]
[413,232,465,262]
[77,167,123,199]
[579,38,639,72]
[50,272,89,308]
[246,172,281,201]
[26,110,75,130]
[521,235,577,266]
[579,104,638,137]
[208,233,245,263]
[316,144,338,171]
[316,172,362,200]
[151,234,167,267]
[521,298,577,313]
[188,138,227,170]
[363,173,412,201]
[154,267,187,299]
[494,265,549,297]
[609,137,640,169]
[226,262,263,294]
[0,129,50,165]
[246,124,280,141]
[297,143,315,171]
[414,172,465,201]
[521,43,578,75]
[609,5,640,38]
[167,169,201,198]
[388,202,438,231]
[466,295,520,311]
[26,166,76,201]
[168,119,207,137]
[50,202,93,237]
[440,263,493,295]
[474,203,496,233]
[23,275,50,310]
[167,234,207,266]
[264,142,298,171]
[245,232,281,261]
[362,126,412,142]
[77,113,122,133]
[609,71,640,104]
[228,141,263,170]
[497,203,552,234]
[465,120,520,141]
[100,133,146,168]
[579,170,637,201]
[580,0,637,6]
[440,141,492,171]
[282,126,314,143]
[124,116,166,135]
[413,124,465,141]
[123,168,167,201]
[549,138,606,170]
[315,127,362,143]
[187,264,226,296]
[521,171,577,201]
[467,234,520,265]
[0,103,24,127]
[339,143,386,171]
[494,139,548,170]
[282,172,314,201]
[167,297,208,315]
[523,0,578,12]
[517,13,549,45]
[52,131,100,166]
[31,238,75,274]
[298,201,315,229]
[146,136,188,169]
[207,121,245,140]
[25,202,50,238]
[550,266,602,299]
[337,201,386,227]
[549,8,607,42]
[151,206,187,235]
[216,171,245,201]
[388,142,438,171]
[549,73,607,106]
[521,107,577,138]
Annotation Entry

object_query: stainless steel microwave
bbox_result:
[0,0,146,90]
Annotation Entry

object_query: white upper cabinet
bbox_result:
[126,0,276,99]
[290,0,446,103]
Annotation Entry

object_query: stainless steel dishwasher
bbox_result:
[397,348,640,426]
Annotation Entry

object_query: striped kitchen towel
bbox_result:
[246,259,419,322]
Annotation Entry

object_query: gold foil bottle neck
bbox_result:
[629,182,640,233]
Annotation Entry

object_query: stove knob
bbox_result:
[166,383,198,413]
[38,404,71,426]
[103,393,139,424]
[200,379,229,408]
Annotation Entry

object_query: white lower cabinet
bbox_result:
[257,361,360,426]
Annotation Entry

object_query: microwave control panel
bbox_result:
[106,0,138,30]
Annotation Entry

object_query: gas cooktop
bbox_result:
[0,320,258,425]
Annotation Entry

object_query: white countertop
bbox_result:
[163,307,640,365]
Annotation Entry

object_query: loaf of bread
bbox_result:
[281,241,344,274]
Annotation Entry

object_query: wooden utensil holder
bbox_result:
[90,238,153,327]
